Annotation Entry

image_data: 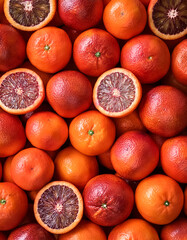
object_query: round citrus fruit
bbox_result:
[83,174,134,226]
[69,110,116,156]
[108,218,159,240]
[54,146,99,190]
[139,85,187,137]
[0,24,26,72]
[11,147,54,191]
[120,34,171,84]
[0,111,26,158]
[171,39,187,85]
[26,111,68,151]
[0,68,45,115]
[103,0,147,39]
[113,109,146,137]
[97,147,114,170]
[58,219,107,240]
[73,28,120,77]
[160,135,187,183]
[46,70,92,118]
[4,0,56,31]
[7,222,55,240]
[58,0,103,31]
[0,162,2,181]
[0,182,28,231]
[135,174,184,225]
[148,0,187,40]
[111,130,159,180]
[184,186,187,216]
[160,217,187,240]
[26,26,72,73]
[34,181,83,234]
[93,68,142,118]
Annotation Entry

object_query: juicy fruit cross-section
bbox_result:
[0,0,187,239]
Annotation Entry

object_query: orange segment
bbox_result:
[0,68,45,115]
[93,68,142,118]
[4,0,56,31]
[34,181,83,234]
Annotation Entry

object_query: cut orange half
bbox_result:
[148,0,187,40]
[93,68,142,118]
[34,181,83,234]
[0,68,45,115]
[4,0,56,31]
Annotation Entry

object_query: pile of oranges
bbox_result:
[0,0,187,239]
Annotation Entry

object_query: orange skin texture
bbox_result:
[0,111,26,158]
[2,155,14,183]
[139,0,150,6]
[160,218,187,240]
[108,218,159,240]
[0,182,28,231]
[171,39,187,86]
[0,24,26,72]
[139,85,187,137]
[0,162,2,181]
[111,130,159,181]
[160,135,187,183]
[83,174,134,226]
[184,186,187,216]
[54,146,99,190]
[7,223,55,240]
[103,0,147,40]
[113,110,146,137]
[0,232,6,240]
[135,174,184,225]
[26,26,72,73]
[69,110,116,156]
[58,219,107,240]
[120,34,170,84]
[25,111,68,151]
[46,70,93,118]
[58,0,103,31]
[73,28,120,77]
[11,148,54,191]
[97,147,114,170]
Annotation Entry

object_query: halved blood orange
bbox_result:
[34,181,83,234]
[93,68,142,118]
[0,68,45,115]
[4,0,56,31]
[148,0,187,40]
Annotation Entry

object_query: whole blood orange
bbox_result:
[103,0,147,39]
[139,85,187,137]
[58,219,107,240]
[73,28,120,77]
[93,68,142,118]
[0,111,26,158]
[121,34,170,84]
[160,135,187,184]
[0,68,45,115]
[46,70,92,118]
[34,181,83,234]
[135,174,184,225]
[111,130,159,181]
[171,39,187,86]
[3,155,14,183]
[148,0,187,40]
[26,111,68,151]
[0,24,26,72]
[58,0,103,31]
[54,146,99,190]
[11,147,55,191]
[83,174,134,226]
[69,110,116,156]
[0,182,28,231]
[26,26,72,73]
[108,218,159,240]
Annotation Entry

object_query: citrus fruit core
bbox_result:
[8,0,50,27]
